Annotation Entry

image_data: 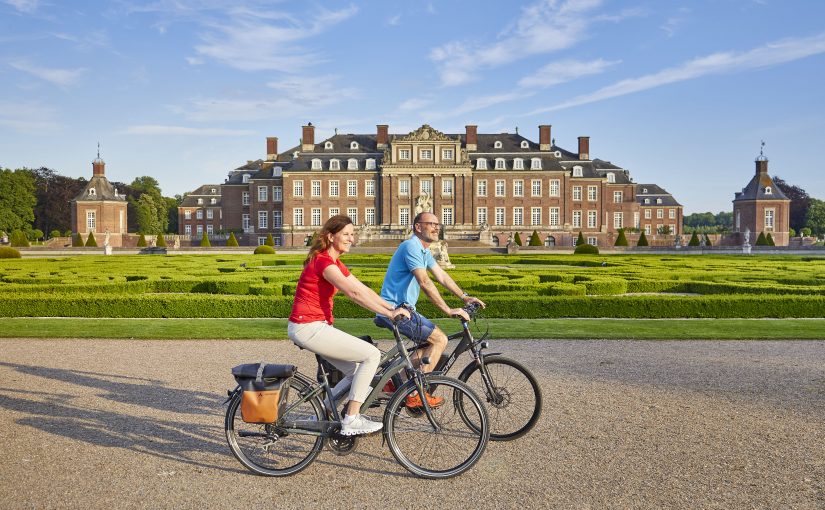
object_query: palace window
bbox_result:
[399,149,411,160]
[273,186,282,202]
[531,158,542,170]
[549,207,559,227]
[365,207,376,225]
[242,192,250,205]
[329,180,339,197]
[350,141,359,150]
[442,149,454,160]
[86,210,96,231]
[399,179,410,196]
[513,180,524,197]
[531,207,541,226]
[521,140,529,149]
[495,158,506,170]
[442,206,454,226]
[366,159,376,170]
[476,158,487,170]
[531,179,541,197]
[347,180,357,197]
[514,158,524,170]
[273,211,282,227]
[442,178,453,197]
[477,207,487,225]
[573,186,582,201]
[588,210,597,228]
[495,180,505,197]
[329,208,339,218]
[258,211,268,229]
[257,186,268,202]
[513,207,524,226]
[613,191,623,203]
[330,159,340,170]
[420,179,432,195]
[365,180,375,197]
[312,159,322,170]
[206,209,213,219]
[607,173,615,183]
[765,209,775,229]
[572,210,582,228]
[588,186,597,201]
[495,207,505,226]
[293,208,304,226]
[242,174,250,183]
[196,210,203,220]
[614,212,623,229]
[324,141,333,150]
[184,210,191,220]
[573,166,583,177]
[293,181,304,197]
[477,179,487,197]
[494,141,502,149]
[420,149,432,160]
[311,208,321,226]
[242,214,250,230]
[549,179,559,196]
[399,207,410,226]
[347,159,358,170]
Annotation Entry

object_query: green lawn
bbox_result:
[2,318,822,340]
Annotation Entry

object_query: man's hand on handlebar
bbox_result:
[462,295,486,309]
[390,306,411,322]
[449,307,471,322]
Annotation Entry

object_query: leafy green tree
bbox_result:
[10,229,30,247]
[31,229,44,242]
[801,227,812,237]
[788,228,796,238]
[657,225,673,235]
[156,233,167,247]
[166,196,181,235]
[614,229,628,246]
[265,233,275,246]
[64,229,72,237]
[773,176,811,232]
[136,234,147,247]
[637,230,649,247]
[133,193,163,234]
[576,231,585,246]
[755,232,768,246]
[513,232,523,246]
[50,229,61,238]
[0,168,37,233]
[227,232,239,247]
[200,231,211,247]
[27,167,87,235]
[766,233,775,246]
[688,231,700,246]
[528,230,542,246]
[805,198,825,237]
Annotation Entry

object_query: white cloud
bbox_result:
[529,32,825,114]
[0,100,59,133]
[387,13,401,26]
[193,5,358,71]
[518,58,620,88]
[122,125,254,136]
[430,0,608,86]
[8,60,85,86]
[266,75,359,105]
[4,0,39,13]
[398,96,435,111]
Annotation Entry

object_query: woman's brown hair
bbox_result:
[304,214,353,266]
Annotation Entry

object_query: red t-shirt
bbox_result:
[289,251,351,324]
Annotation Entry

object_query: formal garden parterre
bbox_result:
[1,254,824,319]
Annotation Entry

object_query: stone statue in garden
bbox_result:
[103,229,110,247]
[415,192,432,215]
[429,240,455,269]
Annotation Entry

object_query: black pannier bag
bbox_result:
[316,335,376,387]
[232,362,296,424]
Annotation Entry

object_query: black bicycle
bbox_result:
[224,318,490,479]
[385,302,542,441]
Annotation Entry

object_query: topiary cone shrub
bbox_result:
[0,246,22,258]
[11,230,30,247]
[85,232,98,247]
[688,231,700,246]
[511,232,522,246]
[637,231,649,247]
[265,233,275,246]
[755,232,768,246]
[137,234,147,247]
[227,232,239,247]
[766,233,775,246]
[704,233,712,246]
[72,233,84,247]
[254,245,276,255]
[200,232,211,247]
[614,229,629,247]
[156,234,167,247]
[576,231,585,246]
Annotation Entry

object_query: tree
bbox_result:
[31,229,44,242]
[755,232,768,246]
[773,176,811,232]
[165,196,181,235]
[637,230,649,247]
[788,228,796,238]
[10,230,30,247]
[227,232,239,247]
[657,225,673,235]
[576,231,585,246]
[49,229,61,239]
[133,193,163,234]
[805,199,825,238]
[265,233,275,246]
[513,232,523,246]
[528,230,542,246]
[85,232,98,247]
[614,229,628,246]
[0,168,37,234]
[688,231,700,246]
[156,233,167,247]
[200,231,211,247]
[27,167,87,235]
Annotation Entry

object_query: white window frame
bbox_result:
[613,191,623,203]
[399,179,410,196]
[86,210,96,231]
[442,149,454,160]
[184,225,191,235]
[242,214,250,231]
[329,180,340,198]
[420,149,432,160]
[399,149,411,160]
[311,159,322,170]
[588,186,597,201]
[365,180,375,197]
[442,206,454,226]
[311,208,321,227]
[242,192,250,205]
[645,209,651,219]
[329,207,340,218]
[330,159,340,170]
[477,207,488,226]
[206,209,213,219]
[495,180,505,197]
[347,207,357,225]
[273,210,282,227]
[669,209,676,219]
[311,180,321,198]
[293,208,304,226]
[765,209,775,229]
[573,186,582,201]
[530,207,541,226]
[549,207,559,227]
[184,210,191,220]
[514,158,524,170]
[573,166,583,177]
[420,179,432,195]
[196,210,203,220]
[273,186,282,202]
[258,211,268,229]
[588,210,597,229]
[347,180,357,197]
[495,158,506,170]
[347,159,358,170]
[366,159,376,170]
[549,179,560,197]
[477,179,487,197]
[614,212,623,229]
[442,178,454,197]
[531,179,541,197]
[494,207,505,226]
[513,180,524,197]
[573,210,582,228]
[476,158,487,170]
[293,180,304,197]
[607,172,615,183]
[531,158,541,170]
[258,186,268,202]
[399,207,410,226]
[513,207,524,226]
[365,207,376,225]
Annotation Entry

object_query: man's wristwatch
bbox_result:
[461,292,470,299]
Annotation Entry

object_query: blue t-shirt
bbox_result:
[379,236,437,309]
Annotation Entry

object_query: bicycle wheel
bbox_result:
[384,375,489,479]
[225,376,324,476]
[458,355,542,441]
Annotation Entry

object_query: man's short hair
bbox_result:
[413,212,435,225]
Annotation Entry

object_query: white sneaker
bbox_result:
[340,414,383,436]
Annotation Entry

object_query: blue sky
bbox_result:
[1,0,824,214]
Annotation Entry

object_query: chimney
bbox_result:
[578,136,590,160]
[266,137,278,161]
[376,124,389,148]
[755,157,768,175]
[302,123,315,152]
[539,125,552,151]
[465,125,478,151]
[92,158,105,176]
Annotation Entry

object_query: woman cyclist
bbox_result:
[288,215,410,436]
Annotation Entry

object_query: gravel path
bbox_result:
[0,339,822,509]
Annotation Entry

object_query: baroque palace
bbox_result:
[178,123,683,247]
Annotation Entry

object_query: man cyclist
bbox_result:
[375,211,486,408]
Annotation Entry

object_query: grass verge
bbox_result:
[1,318,823,340]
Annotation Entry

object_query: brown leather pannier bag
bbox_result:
[232,362,296,424]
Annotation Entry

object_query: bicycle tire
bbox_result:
[384,375,489,479]
[225,375,325,476]
[457,355,542,441]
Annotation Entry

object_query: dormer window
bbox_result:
[513,158,524,170]
[350,141,359,150]
[476,158,487,170]
[765,186,772,194]
[366,158,376,170]
[644,198,650,204]
[197,198,203,205]
[531,158,542,170]
[495,158,506,170]
[520,140,529,149]
[311,159,322,170]
[573,166,583,177]
[292,151,299,159]
[330,159,340,170]
[347,159,358,170]
[656,198,662,204]
[242,174,251,183]
[88,188,96,196]
[211,188,217,194]
[273,166,282,177]
[494,141,503,149]
[642,187,648,193]
[607,172,615,183]
[210,198,217,204]
[324,141,333,150]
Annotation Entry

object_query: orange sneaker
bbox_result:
[383,380,396,393]
[405,391,444,409]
